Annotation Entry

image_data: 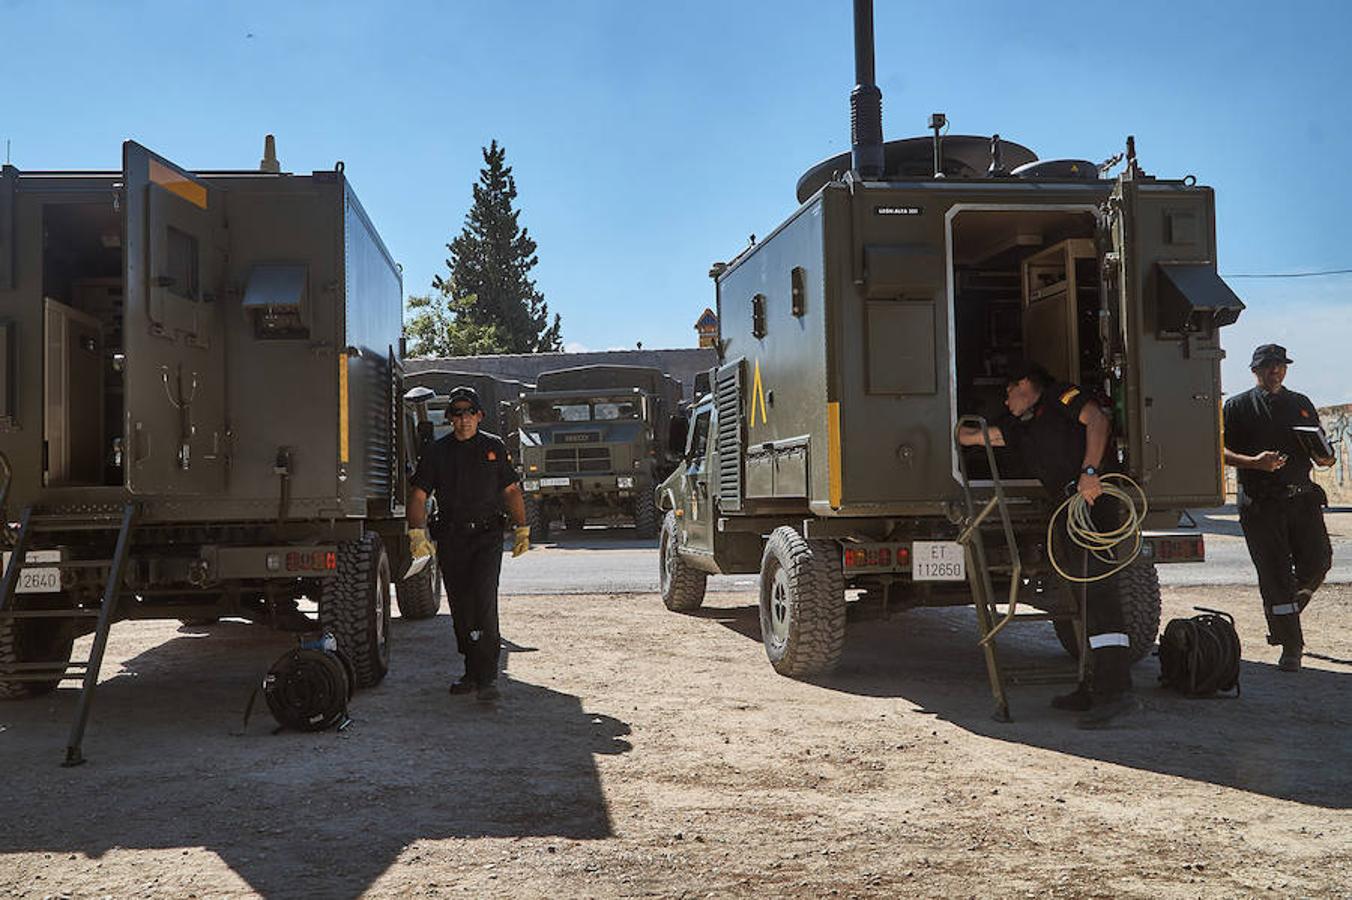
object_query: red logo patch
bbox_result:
[1300,409,1311,418]
[487,451,497,461]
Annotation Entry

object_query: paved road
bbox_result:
[498,508,1352,596]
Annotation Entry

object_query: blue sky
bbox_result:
[5,0,1350,404]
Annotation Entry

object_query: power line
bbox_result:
[1223,268,1352,279]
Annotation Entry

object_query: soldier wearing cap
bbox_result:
[959,361,1135,727]
[1223,344,1335,672]
[407,385,531,702]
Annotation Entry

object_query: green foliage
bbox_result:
[417,140,561,355]
[404,292,508,357]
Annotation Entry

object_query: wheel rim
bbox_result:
[660,525,675,594]
[768,566,792,646]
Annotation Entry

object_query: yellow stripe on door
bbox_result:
[149,159,208,210]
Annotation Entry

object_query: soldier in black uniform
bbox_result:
[408,386,531,702]
[1222,344,1335,672]
[959,362,1135,727]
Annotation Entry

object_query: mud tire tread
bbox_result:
[320,531,391,688]
[660,511,707,612]
[759,527,846,677]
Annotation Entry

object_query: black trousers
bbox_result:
[1239,489,1332,648]
[435,528,505,684]
[1052,500,1132,696]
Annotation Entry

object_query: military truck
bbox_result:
[658,1,1243,709]
[519,364,682,539]
[404,368,530,451]
[0,139,409,762]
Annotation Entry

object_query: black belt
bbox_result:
[441,516,505,534]
[1243,481,1316,501]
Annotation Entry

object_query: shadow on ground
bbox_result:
[0,616,629,898]
[699,601,1352,809]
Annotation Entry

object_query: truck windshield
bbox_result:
[524,397,641,423]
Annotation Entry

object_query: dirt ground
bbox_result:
[2,573,1350,898]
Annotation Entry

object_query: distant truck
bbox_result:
[0,139,411,762]
[518,365,682,539]
[657,2,1244,714]
[403,368,530,452]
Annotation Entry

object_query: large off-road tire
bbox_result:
[526,497,551,542]
[396,557,442,620]
[1053,556,1161,664]
[633,487,659,539]
[0,594,74,699]
[758,527,847,677]
[320,531,391,688]
[659,511,707,612]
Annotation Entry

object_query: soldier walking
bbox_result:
[1222,344,1335,672]
[407,386,532,702]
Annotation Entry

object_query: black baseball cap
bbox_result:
[1249,344,1293,370]
[446,386,482,411]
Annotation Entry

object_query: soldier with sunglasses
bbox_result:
[408,386,531,702]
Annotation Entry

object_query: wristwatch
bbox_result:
[1081,465,1098,476]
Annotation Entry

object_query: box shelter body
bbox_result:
[0,141,407,760]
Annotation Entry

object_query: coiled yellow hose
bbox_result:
[1047,473,1148,583]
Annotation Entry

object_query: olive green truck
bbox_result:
[657,1,1244,713]
[519,364,682,539]
[0,140,413,762]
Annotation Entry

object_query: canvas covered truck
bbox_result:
[519,364,682,539]
[657,1,1245,719]
[0,139,410,762]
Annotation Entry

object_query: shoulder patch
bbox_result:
[1300,408,1311,418]
[1059,387,1080,406]
[486,450,497,461]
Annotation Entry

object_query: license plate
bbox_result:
[539,477,571,488]
[912,541,966,581]
[1,549,62,594]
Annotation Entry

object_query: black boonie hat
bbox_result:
[446,386,482,411]
[1249,343,1293,370]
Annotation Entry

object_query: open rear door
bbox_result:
[1105,172,1244,507]
[122,142,228,495]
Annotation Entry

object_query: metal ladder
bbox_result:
[954,416,1084,722]
[0,489,138,766]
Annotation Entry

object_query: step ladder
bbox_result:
[954,416,1084,722]
[0,498,138,766]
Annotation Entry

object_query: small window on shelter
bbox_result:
[752,293,767,339]
[166,227,199,301]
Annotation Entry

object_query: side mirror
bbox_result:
[403,385,435,405]
[667,414,690,457]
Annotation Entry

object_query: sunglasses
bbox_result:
[448,406,478,418]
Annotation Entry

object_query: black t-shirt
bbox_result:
[410,430,519,532]
[1222,385,1320,495]
[997,382,1093,496]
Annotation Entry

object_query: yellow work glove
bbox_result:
[511,525,531,558]
[408,527,435,561]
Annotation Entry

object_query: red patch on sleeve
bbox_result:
[1300,409,1311,418]
[487,451,497,461]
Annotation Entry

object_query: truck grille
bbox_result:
[544,447,611,474]
[715,360,744,512]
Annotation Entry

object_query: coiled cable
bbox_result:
[1047,473,1148,583]
[1158,607,1242,696]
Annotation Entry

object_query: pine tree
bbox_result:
[427,140,562,354]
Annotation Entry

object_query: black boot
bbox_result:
[1051,683,1094,712]
[1075,692,1139,729]
[1277,645,1303,672]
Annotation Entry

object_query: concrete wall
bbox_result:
[406,348,718,402]
[1313,403,1352,507]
